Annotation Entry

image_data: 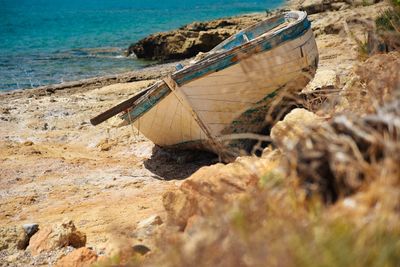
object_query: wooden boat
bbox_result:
[91,11,319,160]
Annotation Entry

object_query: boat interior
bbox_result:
[210,12,302,53]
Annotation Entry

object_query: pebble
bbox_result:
[132,244,151,255]
[137,215,163,229]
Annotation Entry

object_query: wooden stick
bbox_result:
[90,89,149,126]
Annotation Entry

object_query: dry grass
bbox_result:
[369,0,400,53]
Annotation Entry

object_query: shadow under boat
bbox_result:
[144,146,218,180]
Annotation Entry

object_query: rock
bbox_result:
[97,139,114,151]
[270,108,323,148]
[323,22,343,35]
[5,252,21,263]
[127,15,263,60]
[28,220,86,256]
[331,2,350,11]
[162,155,281,230]
[128,28,235,61]
[54,247,98,267]
[184,215,205,235]
[132,244,151,255]
[137,215,163,229]
[299,0,357,14]
[0,107,10,114]
[163,191,198,230]
[23,223,39,237]
[134,215,163,240]
[0,226,31,251]
[303,69,339,93]
[345,0,383,6]
[300,0,331,15]
[23,141,34,146]
[17,223,39,250]
[0,227,16,251]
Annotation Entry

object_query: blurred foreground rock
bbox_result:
[271,108,323,148]
[163,152,281,230]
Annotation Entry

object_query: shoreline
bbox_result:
[0,11,268,96]
[0,61,181,99]
[0,8,288,97]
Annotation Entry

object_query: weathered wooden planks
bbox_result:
[96,11,319,154]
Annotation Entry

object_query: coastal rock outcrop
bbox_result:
[127,15,264,61]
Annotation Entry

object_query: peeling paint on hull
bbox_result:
[116,11,319,159]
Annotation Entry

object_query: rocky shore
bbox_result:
[0,0,398,266]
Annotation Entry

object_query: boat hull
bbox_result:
[109,11,320,159]
[126,27,318,156]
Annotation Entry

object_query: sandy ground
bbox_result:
[0,79,217,255]
[0,0,389,258]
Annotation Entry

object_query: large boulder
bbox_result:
[128,28,235,61]
[127,15,263,61]
[27,220,86,256]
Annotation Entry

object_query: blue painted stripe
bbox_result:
[120,84,170,121]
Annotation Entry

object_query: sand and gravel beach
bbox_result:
[1,0,399,266]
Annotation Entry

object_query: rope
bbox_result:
[163,76,226,160]
[127,108,139,141]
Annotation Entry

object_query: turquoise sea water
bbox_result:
[0,0,282,91]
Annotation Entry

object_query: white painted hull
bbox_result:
[131,28,318,153]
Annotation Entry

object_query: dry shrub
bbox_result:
[341,52,400,115]
[277,98,400,203]
[273,52,400,204]
[370,0,400,53]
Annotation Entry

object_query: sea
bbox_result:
[0,0,282,91]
